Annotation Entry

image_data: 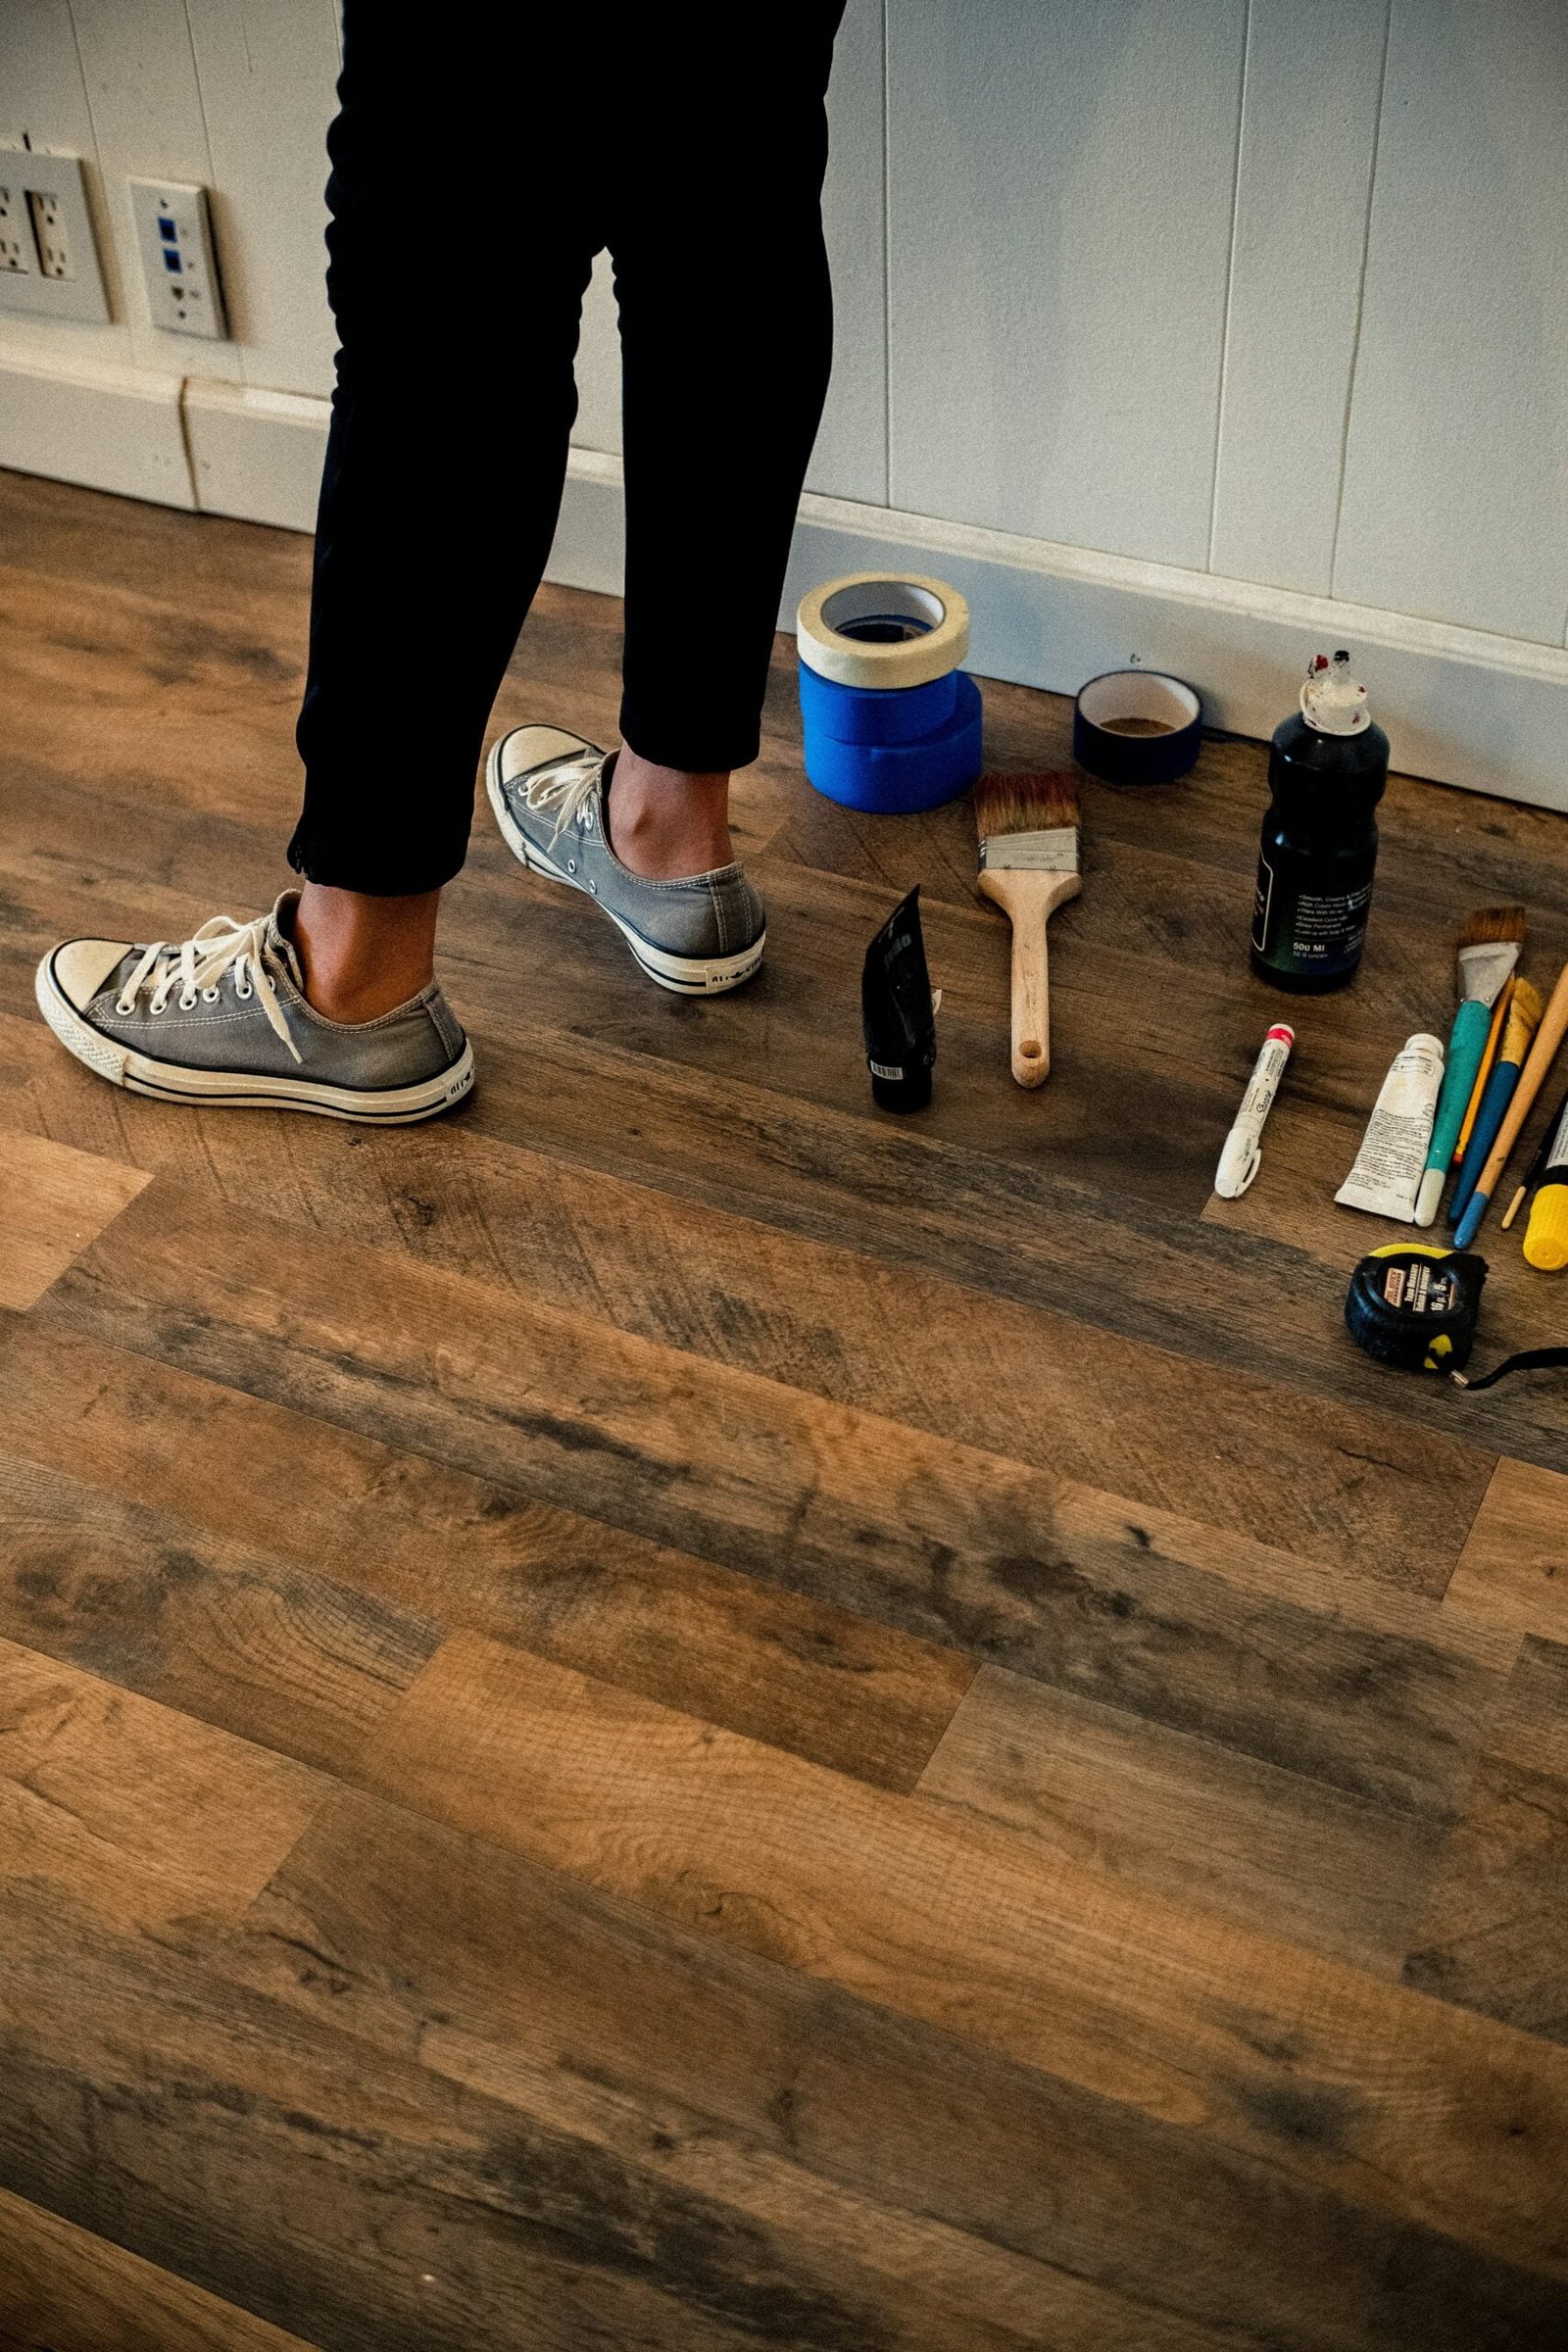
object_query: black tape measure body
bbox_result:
[1345,1245,1486,1375]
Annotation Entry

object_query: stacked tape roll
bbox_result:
[797,572,983,813]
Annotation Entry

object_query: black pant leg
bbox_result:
[290,9,600,893]
[610,6,844,773]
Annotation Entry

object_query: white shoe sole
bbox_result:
[34,953,475,1123]
[485,745,764,997]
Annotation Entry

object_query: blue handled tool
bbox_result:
[1450,979,1544,1246]
[1413,907,1524,1227]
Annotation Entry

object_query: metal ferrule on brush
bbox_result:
[979,828,1080,872]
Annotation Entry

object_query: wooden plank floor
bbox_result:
[2,466,1567,2350]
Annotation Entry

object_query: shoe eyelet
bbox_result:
[235,982,253,1001]
[201,987,220,1003]
[178,993,198,1011]
[115,998,135,1017]
[588,879,598,895]
[566,858,576,873]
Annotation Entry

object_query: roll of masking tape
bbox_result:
[797,572,969,691]
[1073,668,1202,785]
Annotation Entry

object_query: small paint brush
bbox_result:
[973,769,1081,1088]
[1414,905,1526,1225]
[1454,977,1513,1163]
[1449,978,1544,1241]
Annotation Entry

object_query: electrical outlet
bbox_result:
[0,151,109,320]
[27,187,74,277]
[0,181,31,274]
[128,177,227,340]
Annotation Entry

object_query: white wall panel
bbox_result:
[1208,0,1388,594]
[182,0,341,397]
[1333,0,1568,642]
[67,0,232,380]
[571,252,622,457]
[0,0,130,371]
[807,0,888,505]
[885,0,1247,568]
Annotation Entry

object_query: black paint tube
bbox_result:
[862,886,936,1111]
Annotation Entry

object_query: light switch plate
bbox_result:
[0,151,110,321]
[128,176,228,340]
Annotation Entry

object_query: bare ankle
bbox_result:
[291,883,441,1023]
[607,746,733,880]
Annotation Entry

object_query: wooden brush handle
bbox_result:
[1476,957,1568,1202]
[977,867,1081,1087]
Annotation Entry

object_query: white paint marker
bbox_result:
[1214,1024,1296,1199]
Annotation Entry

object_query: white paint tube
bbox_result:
[1335,1034,1446,1222]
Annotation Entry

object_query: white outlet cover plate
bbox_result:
[128,177,227,341]
[0,151,110,323]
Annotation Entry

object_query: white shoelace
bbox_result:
[520,747,605,844]
[114,912,302,1062]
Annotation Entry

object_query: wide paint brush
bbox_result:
[973,770,1081,1087]
[1414,905,1526,1225]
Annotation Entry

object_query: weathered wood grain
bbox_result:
[0,1127,148,1310]
[1446,1457,1568,1641]
[0,1015,1491,1584]
[916,1663,1443,1973]
[0,2183,321,2352]
[241,1779,1567,2352]
[0,1446,438,1776]
[40,1183,1516,1818]
[352,1629,1568,2279]
[1404,1636,1568,2043]
[0,1313,972,1793]
[0,1635,323,1920]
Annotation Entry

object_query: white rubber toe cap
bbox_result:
[494,723,598,786]
[51,937,132,1012]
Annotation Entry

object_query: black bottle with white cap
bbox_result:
[1250,650,1389,994]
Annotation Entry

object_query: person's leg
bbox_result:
[606,6,844,881]
[290,5,601,1013]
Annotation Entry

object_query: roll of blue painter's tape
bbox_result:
[802,670,983,814]
[1074,669,1202,785]
[799,662,958,747]
[796,572,982,812]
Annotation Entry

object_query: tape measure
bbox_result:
[1344,1244,1486,1375]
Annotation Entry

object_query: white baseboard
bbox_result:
[0,347,192,510]
[182,379,326,532]
[5,348,1566,811]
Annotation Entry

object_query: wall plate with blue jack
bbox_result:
[128,177,228,341]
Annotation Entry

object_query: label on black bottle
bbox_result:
[1287,881,1372,967]
[1253,853,1372,974]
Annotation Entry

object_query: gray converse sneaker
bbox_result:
[485,725,765,995]
[35,892,473,1122]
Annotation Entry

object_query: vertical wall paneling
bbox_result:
[182,0,341,398]
[885,0,1249,568]
[1208,0,1389,595]
[0,0,130,372]
[1332,0,1568,643]
[66,0,232,380]
[806,0,889,506]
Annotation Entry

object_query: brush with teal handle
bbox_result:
[1413,907,1525,1228]
[1450,978,1544,1243]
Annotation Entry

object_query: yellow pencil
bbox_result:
[1453,977,1514,1163]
